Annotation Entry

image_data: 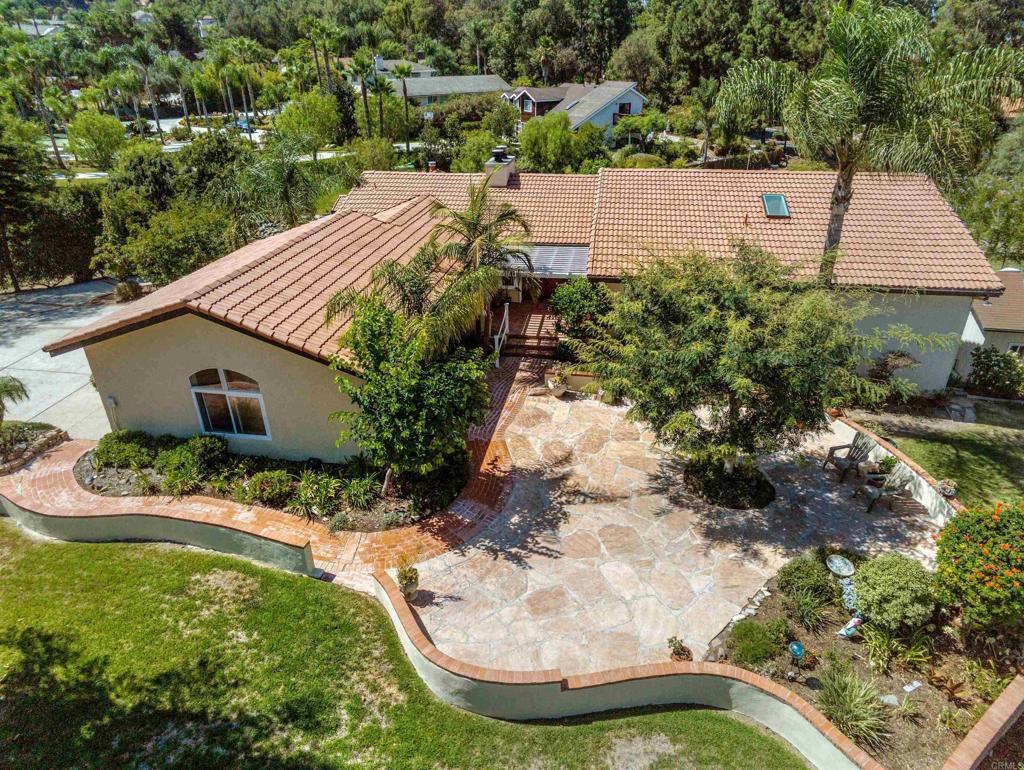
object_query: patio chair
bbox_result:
[859,469,914,513]
[822,434,872,482]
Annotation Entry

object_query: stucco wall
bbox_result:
[857,293,973,392]
[84,312,359,461]
[589,90,645,135]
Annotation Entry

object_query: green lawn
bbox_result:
[0,520,806,770]
[872,416,1024,509]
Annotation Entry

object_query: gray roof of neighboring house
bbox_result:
[381,59,433,73]
[508,85,572,102]
[17,18,68,36]
[552,80,641,127]
[397,74,512,98]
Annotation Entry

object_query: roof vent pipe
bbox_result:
[427,160,437,173]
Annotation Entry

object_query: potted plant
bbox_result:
[667,636,693,662]
[397,558,419,601]
[546,364,569,398]
[938,479,957,498]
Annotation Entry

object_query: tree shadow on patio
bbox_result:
[0,626,336,770]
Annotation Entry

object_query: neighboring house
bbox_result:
[954,267,1024,377]
[387,74,512,106]
[341,55,435,82]
[195,16,216,39]
[47,163,1003,459]
[502,81,645,136]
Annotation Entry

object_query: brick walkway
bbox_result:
[0,357,548,577]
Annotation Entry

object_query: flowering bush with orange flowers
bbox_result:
[935,501,1024,633]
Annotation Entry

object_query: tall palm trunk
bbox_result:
[178,83,192,133]
[821,164,855,282]
[239,86,254,141]
[701,121,710,166]
[310,40,323,89]
[145,79,164,143]
[34,84,65,169]
[360,81,372,137]
[377,92,385,138]
[323,50,333,88]
[246,77,260,121]
[402,80,410,153]
[130,93,144,136]
[224,79,237,120]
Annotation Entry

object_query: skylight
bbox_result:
[761,194,790,218]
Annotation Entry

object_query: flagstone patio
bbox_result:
[411,391,940,676]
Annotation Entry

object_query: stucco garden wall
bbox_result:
[84,312,359,461]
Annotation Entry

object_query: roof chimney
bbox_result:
[427,160,437,173]
[484,146,516,187]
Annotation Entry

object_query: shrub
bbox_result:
[328,510,348,532]
[549,277,612,341]
[160,452,203,496]
[777,555,839,602]
[783,586,830,631]
[114,280,143,302]
[239,470,294,507]
[286,470,341,519]
[95,430,180,469]
[341,475,378,510]
[936,502,1024,633]
[684,457,776,509]
[726,618,788,667]
[154,435,227,480]
[854,553,935,633]
[817,658,891,749]
[967,346,1024,398]
[403,450,469,515]
[0,423,31,460]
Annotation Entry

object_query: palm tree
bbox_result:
[298,17,324,89]
[0,375,28,427]
[392,62,413,153]
[129,40,164,144]
[159,54,192,134]
[325,240,503,361]
[7,41,66,168]
[534,36,555,85]
[348,46,375,138]
[231,36,265,121]
[368,74,393,139]
[228,136,337,230]
[463,19,488,74]
[691,77,717,167]
[717,0,1024,282]
[432,180,534,334]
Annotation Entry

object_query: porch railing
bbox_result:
[492,301,510,366]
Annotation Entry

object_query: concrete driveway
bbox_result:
[0,280,120,439]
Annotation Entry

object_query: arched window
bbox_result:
[189,368,269,438]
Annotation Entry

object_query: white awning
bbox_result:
[528,245,589,277]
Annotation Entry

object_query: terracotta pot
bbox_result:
[670,646,693,662]
[400,578,419,601]
[826,407,844,418]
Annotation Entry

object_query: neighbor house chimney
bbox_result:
[427,160,437,173]
[484,146,516,187]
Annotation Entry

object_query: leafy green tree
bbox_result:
[718,0,1024,281]
[575,248,936,471]
[173,129,253,202]
[23,185,102,286]
[106,140,176,209]
[7,41,66,168]
[932,0,1024,57]
[122,202,234,285]
[66,110,126,171]
[606,29,668,102]
[349,138,397,171]
[518,111,576,172]
[324,77,360,146]
[571,0,634,81]
[482,101,520,142]
[275,89,340,162]
[612,111,667,151]
[960,174,1024,268]
[669,0,746,88]
[0,124,50,292]
[739,0,828,68]
[331,296,491,495]
[984,121,1024,179]
[451,129,499,172]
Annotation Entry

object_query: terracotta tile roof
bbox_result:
[342,171,597,244]
[587,168,1003,293]
[45,198,440,360]
[974,269,1024,331]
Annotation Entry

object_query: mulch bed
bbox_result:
[72,450,431,533]
[980,714,1023,769]
[716,569,1019,770]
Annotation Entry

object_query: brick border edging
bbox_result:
[837,415,968,513]
[942,676,1024,770]
[372,570,884,770]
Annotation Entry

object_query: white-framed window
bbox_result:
[189,368,270,439]
[523,98,534,113]
[1009,343,1024,358]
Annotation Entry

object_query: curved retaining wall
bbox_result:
[372,572,882,770]
[0,492,317,576]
